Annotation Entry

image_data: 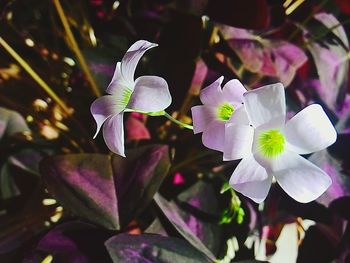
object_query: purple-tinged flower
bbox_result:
[191,77,248,152]
[91,40,172,156]
[224,83,337,203]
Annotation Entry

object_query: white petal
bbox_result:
[90,95,122,138]
[243,83,286,128]
[222,79,247,103]
[223,123,254,161]
[105,62,132,95]
[199,76,224,106]
[127,76,171,112]
[121,40,158,82]
[229,155,271,203]
[191,105,217,134]
[273,151,332,203]
[227,105,250,125]
[103,113,125,157]
[285,104,337,154]
[202,120,225,152]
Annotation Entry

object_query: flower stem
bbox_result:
[124,109,193,130]
[163,112,193,130]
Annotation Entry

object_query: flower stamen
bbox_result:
[217,102,234,121]
[258,129,285,158]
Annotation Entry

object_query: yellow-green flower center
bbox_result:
[122,88,133,105]
[258,129,285,158]
[217,103,234,121]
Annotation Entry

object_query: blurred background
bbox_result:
[1,0,350,262]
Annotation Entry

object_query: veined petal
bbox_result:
[191,105,216,134]
[222,79,247,103]
[199,76,224,106]
[229,155,271,203]
[202,120,225,152]
[227,106,250,125]
[128,76,171,112]
[90,95,123,138]
[121,40,158,82]
[243,83,286,128]
[273,151,332,203]
[285,104,337,154]
[106,62,132,95]
[103,113,125,157]
[223,124,254,161]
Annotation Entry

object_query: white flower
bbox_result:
[224,83,337,203]
[191,77,248,152]
[91,40,172,156]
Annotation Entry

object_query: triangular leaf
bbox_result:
[105,233,212,263]
[112,145,170,226]
[154,193,216,261]
[41,154,119,230]
[24,221,112,263]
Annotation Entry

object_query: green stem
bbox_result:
[124,109,194,130]
[163,112,193,130]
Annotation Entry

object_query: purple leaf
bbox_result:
[220,26,306,86]
[306,13,349,111]
[309,150,350,206]
[112,145,170,226]
[176,181,222,255]
[24,221,112,263]
[125,113,151,143]
[105,233,212,263]
[154,193,216,261]
[40,154,120,230]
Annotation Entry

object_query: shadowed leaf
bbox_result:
[0,107,29,138]
[105,233,212,263]
[306,13,349,111]
[154,193,216,261]
[40,154,119,230]
[112,145,170,226]
[176,181,222,255]
[24,221,112,263]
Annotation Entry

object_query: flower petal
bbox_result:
[222,79,247,103]
[223,124,254,161]
[202,120,225,152]
[106,62,131,95]
[128,76,171,112]
[229,154,271,203]
[227,105,250,125]
[199,76,224,106]
[90,95,122,138]
[285,104,337,154]
[243,83,286,128]
[103,113,125,157]
[273,151,332,203]
[191,105,217,134]
[121,40,158,82]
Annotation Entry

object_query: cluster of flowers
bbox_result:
[91,40,337,204]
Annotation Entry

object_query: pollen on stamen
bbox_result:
[258,129,285,158]
[217,102,234,121]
